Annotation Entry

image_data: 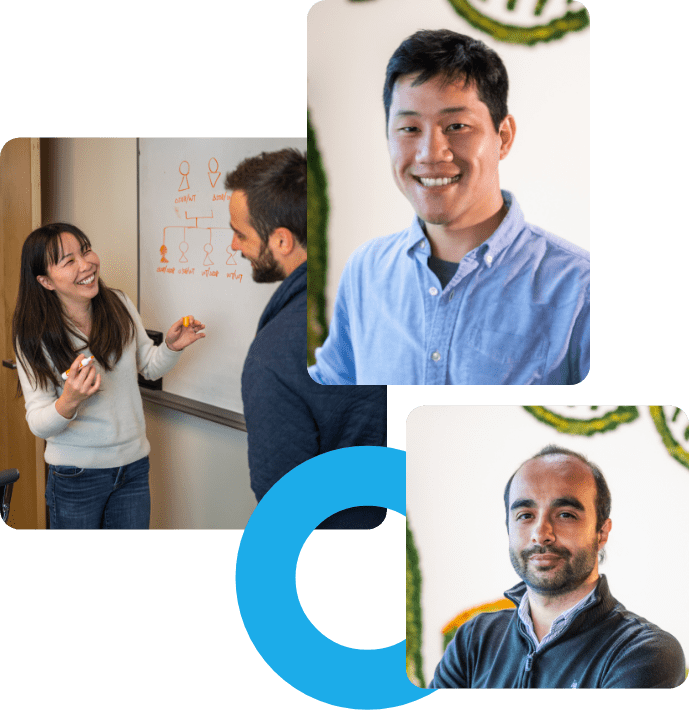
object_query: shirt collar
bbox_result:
[406,190,525,268]
[517,585,598,650]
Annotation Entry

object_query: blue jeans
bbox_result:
[45,456,151,529]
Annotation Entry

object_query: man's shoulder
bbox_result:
[523,222,590,269]
[609,604,684,649]
[502,191,588,266]
[597,603,686,686]
[454,606,516,642]
[246,295,305,369]
[345,225,414,270]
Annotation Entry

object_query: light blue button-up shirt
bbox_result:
[308,192,589,385]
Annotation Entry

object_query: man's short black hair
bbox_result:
[383,29,509,133]
[503,445,612,532]
[224,148,306,248]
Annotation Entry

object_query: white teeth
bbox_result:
[76,274,95,285]
[418,176,461,187]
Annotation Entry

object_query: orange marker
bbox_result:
[183,316,190,328]
[61,356,95,381]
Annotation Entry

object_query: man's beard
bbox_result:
[509,539,599,597]
[248,241,286,283]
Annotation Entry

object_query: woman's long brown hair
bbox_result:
[12,223,136,391]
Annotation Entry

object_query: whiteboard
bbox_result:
[138,137,306,414]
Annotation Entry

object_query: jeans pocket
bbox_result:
[50,465,86,478]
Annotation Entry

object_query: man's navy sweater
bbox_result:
[430,575,685,688]
[241,261,387,529]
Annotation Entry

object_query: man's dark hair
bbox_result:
[503,445,612,532]
[383,29,509,133]
[224,148,306,248]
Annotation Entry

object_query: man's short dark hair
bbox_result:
[383,29,509,133]
[503,445,612,532]
[224,148,306,248]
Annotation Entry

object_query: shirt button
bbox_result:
[419,240,426,250]
[485,254,493,266]
[429,287,438,296]
[431,351,441,362]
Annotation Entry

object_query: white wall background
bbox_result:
[41,138,257,529]
[308,0,589,321]
[407,405,689,685]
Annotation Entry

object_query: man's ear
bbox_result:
[268,227,296,256]
[498,114,516,160]
[598,518,612,550]
[37,275,55,291]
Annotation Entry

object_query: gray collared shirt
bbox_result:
[518,587,597,650]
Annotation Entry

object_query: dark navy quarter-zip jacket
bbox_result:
[430,575,685,688]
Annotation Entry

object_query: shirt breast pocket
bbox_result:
[459,326,550,384]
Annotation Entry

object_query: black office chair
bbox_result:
[0,469,20,524]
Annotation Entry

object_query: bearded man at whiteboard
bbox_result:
[225,148,387,528]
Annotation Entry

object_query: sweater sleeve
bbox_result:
[120,292,182,380]
[15,350,76,439]
[601,627,686,688]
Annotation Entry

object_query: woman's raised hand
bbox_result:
[165,316,206,352]
[56,354,101,419]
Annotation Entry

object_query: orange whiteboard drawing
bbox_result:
[203,232,215,266]
[208,157,221,188]
[159,170,241,272]
[184,210,214,228]
[179,161,190,191]
[179,235,190,263]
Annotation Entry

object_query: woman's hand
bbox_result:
[56,354,101,419]
[165,316,206,351]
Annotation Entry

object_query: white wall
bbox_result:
[407,405,689,685]
[41,138,256,528]
[308,0,589,320]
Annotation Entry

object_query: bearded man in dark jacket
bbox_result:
[224,149,386,529]
[430,445,686,688]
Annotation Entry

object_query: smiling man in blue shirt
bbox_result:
[308,30,589,385]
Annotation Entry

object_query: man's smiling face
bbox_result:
[507,454,610,597]
[387,73,513,234]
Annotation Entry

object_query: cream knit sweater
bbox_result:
[16,292,181,468]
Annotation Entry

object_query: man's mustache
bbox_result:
[521,545,571,561]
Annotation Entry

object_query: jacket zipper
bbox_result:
[514,591,600,687]
[522,652,534,687]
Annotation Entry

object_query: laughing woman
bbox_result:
[12,223,205,529]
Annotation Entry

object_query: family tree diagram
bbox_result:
[157,158,243,282]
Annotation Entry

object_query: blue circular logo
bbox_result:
[236,446,433,708]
